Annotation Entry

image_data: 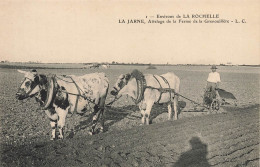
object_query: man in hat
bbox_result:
[206,65,221,92]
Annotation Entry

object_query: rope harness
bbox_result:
[61,76,101,107]
[127,70,176,104]
[63,76,81,113]
[40,75,105,113]
[131,72,206,107]
[144,75,175,104]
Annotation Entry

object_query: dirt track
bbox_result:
[1,104,259,167]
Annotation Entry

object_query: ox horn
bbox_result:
[17,70,28,74]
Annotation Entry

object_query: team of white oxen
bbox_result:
[16,69,180,140]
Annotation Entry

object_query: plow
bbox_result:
[107,86,237,112]
[176,88,237,112]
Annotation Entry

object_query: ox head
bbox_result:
[110,73,131,96]
[16,69,41,100]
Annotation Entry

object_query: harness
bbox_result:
[145,75,175,104]
[56,75,101,111]
[147,75,173,103]
[56,75,82,113]
[39,75,102,112]
[130,70,176,104]
[130,70,146,104]
[40,75,55,109]
[32,74,56,110]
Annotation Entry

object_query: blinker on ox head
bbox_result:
[110,73,131,96]
[16,69,41,100]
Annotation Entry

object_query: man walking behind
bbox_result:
[206,65,221,92]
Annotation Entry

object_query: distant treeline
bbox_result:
[0,64,77,69]
[0,63,259,69]
[239,65,260,67]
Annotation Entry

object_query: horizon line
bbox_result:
[1,61,260,66]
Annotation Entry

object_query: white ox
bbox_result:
[16,70,109,140]
[111,70,180,125]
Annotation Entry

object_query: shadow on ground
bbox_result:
[173,137,210,167]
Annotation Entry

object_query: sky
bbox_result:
[0,0,259,65]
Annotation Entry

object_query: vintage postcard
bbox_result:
[0,0,259,166]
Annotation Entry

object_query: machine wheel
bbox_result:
[211,99,220,111]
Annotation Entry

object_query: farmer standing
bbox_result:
[206,65,221,92]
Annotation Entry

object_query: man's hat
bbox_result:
[211,65,217,69]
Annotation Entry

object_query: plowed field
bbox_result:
[0,65,259,166]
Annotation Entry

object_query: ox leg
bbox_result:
[99,105,106,133]
[139,101,146,124]
[97,96,106,133]
[50,120,57,140]
[173,96,179,120]
[56,107,68,139]
[144,102,153,125]
[168,103,173,120]
[140,109,146,124]
[45,110,58,140]
[89,105,103,135]
[99,108,105,133]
